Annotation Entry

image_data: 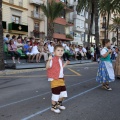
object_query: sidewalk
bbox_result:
[0,60,93,75]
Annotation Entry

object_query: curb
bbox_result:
[0,62,95,76]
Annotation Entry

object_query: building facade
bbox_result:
[71,0,91,45]
[28,0,47,40]
[99,13,120,45]
[2,0,28,37]
[52,0,74,41]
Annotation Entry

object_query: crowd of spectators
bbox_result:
[4,34,103,64]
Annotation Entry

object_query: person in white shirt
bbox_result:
[62,41,67,48]
[74,45,79,60]
[48,42,54,55]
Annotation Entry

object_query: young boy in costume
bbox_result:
[46,45,70,113]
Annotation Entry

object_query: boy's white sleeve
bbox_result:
[49,60,53,68]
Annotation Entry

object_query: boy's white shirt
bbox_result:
[48,58,64,81]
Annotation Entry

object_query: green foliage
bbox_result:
[41,0,64,23]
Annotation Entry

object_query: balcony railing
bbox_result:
[74,27,85,32]
[8,22,28,33]
[30,0,43,5]
[31,11,45,20]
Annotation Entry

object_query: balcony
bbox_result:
[66,34,74,40]
[30,0,43,5]
[8,22,28,35]
[74,27,85,32]
[31,11,45,21]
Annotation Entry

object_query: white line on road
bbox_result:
[0,78,95,109]
[21,84,101,120]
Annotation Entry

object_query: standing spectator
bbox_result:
[4,34,10,44]
[96,46,100,63]
[63,43,70,61]
[90,45,95,61]
[23,40,33,62]
[82,46,87,59]
[44,43,50,54]
[111,47,116,60]
[48,42,54,55]
[74,45,79,60]
[8,40,21,63]
[38,42,48,62]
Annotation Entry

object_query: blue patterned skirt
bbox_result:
[96,61,115,83]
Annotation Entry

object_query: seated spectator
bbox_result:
[78,46,84,60]
[30,41,41,63]
[12,35,17,45]
[8,40,21,63]
[16,38,24,50]
[23,40,33,62]
[44,43,50,54]
[48,42,54,55]
[4,34,10,44]
[38,42,48,62]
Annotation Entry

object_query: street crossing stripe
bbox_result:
[0,78,95,109]
[21,84,101,120]
[67,68,81,76]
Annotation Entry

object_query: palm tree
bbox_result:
[41,0,64,41]
[0,1,5,70]
[99,0,120,39]
[77,0,99,46]
[109,17,120,46]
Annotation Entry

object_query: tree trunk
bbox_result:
[94,0,99,46]
[117,28,118,46]
[47,22,54,41]
[88,6,94,47]
[106,12,110,39]
[0,1,5,70]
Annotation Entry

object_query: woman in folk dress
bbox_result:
[96,39,115,91]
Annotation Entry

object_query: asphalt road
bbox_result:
[0,63,120,120]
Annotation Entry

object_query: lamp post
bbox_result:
[103,17,107,40]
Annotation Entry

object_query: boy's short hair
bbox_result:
[54,45,64,51]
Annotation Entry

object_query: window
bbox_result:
[12,15,20,24]
[9,0,14,4]
[76,19,84,28]
[19,0,23,7]
[80,20,84,28]
[86,23,88,29]
[54,24,65,34]
[34,23,39,31]
[85,12,88,19]
[35,6,39,13]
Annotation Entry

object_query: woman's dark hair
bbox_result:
[9,40,13,45]
[102,39,110,47]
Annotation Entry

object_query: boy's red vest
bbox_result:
[47,56,62,79]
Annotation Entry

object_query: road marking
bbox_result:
[0,78,95,109]
[68,68,81,76]
[0,75,79,78]
[21,84,101,120]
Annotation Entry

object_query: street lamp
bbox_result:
[103,17,107,40]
